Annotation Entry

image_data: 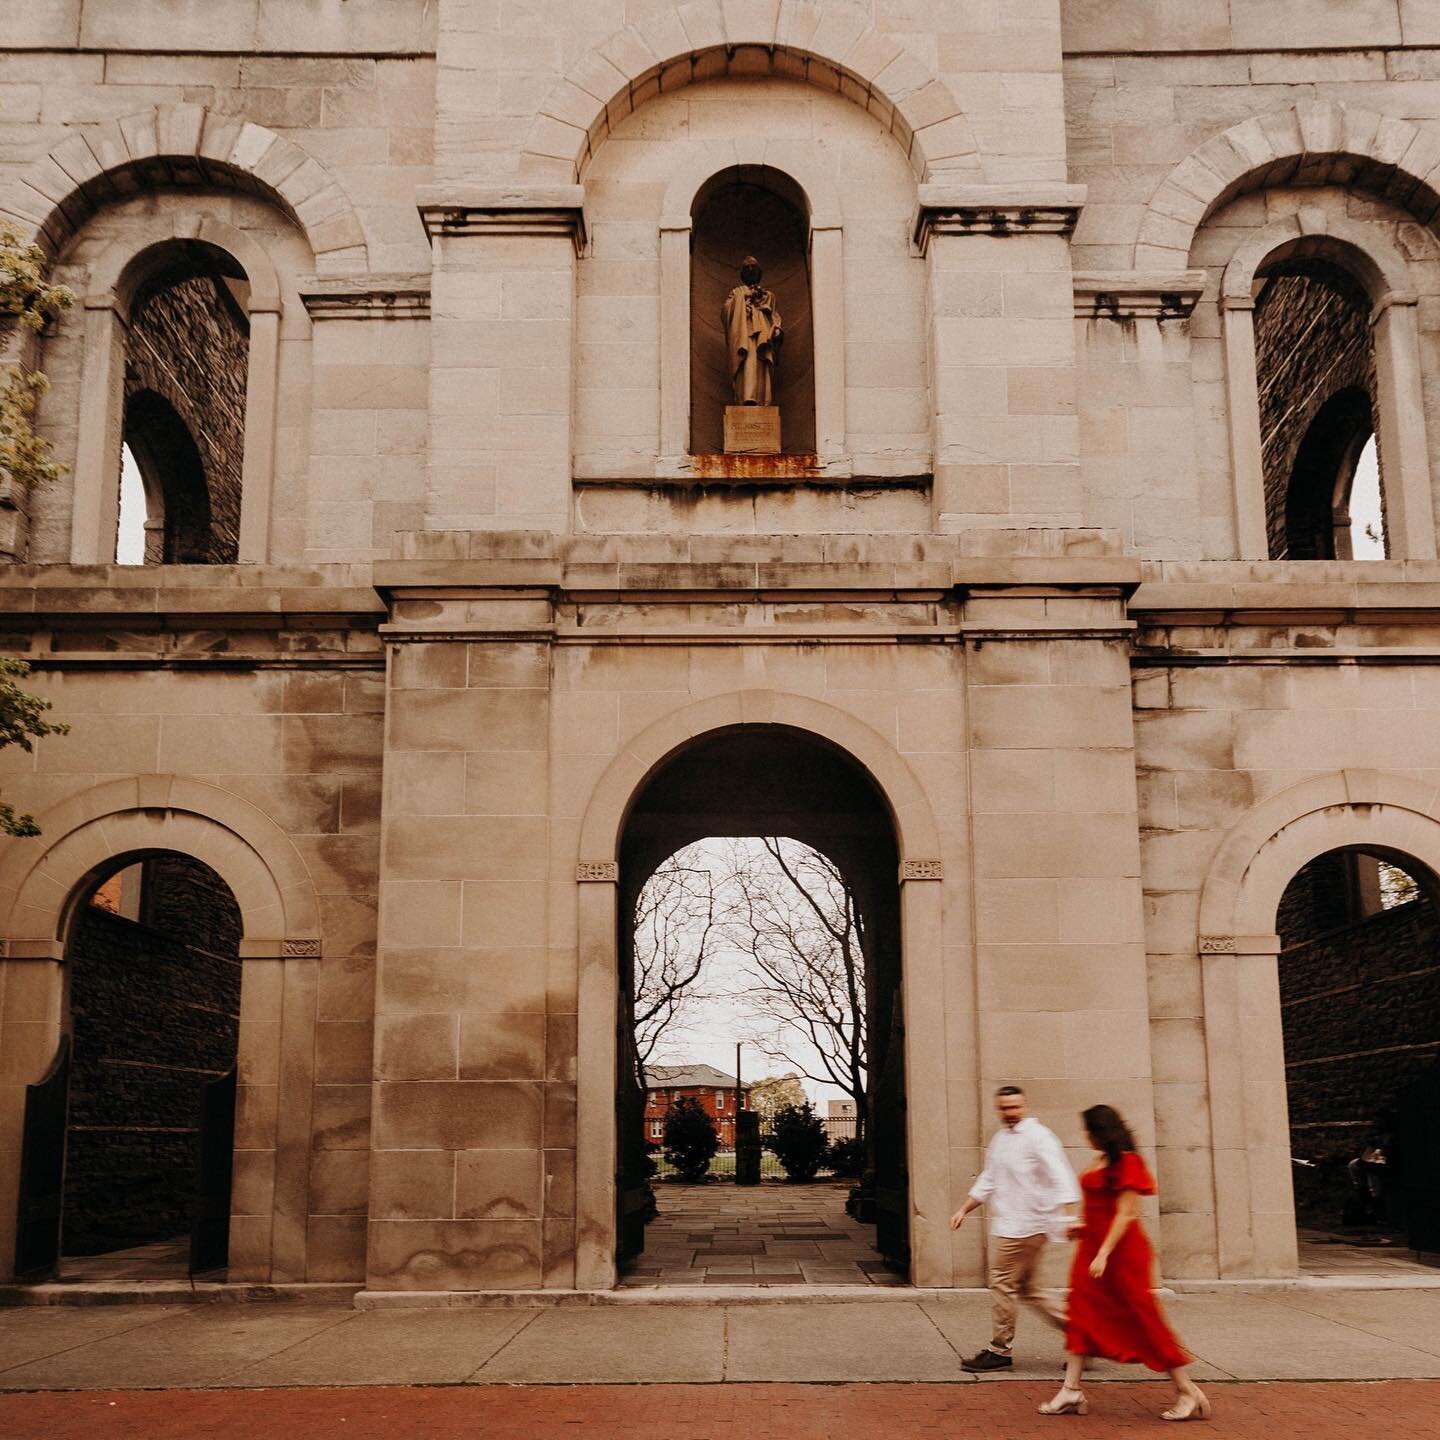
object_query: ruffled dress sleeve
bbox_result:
[1110,1151,1156,1195]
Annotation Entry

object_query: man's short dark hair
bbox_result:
[995,1085,1024,1097]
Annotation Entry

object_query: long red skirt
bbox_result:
[1066,1223,1191,1372]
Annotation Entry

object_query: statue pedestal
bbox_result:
[724,405,780,455]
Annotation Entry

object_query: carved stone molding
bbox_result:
[1073,270,1207,321]
[283,938,322,958]
[417,184,587,253]
[298,274,431,321]
[901,859,944,881]
[913,184,1087,251]
[577,861,619,883]
[1198,935,1237,954]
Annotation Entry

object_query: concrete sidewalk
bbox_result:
[0,1287,1437,1391]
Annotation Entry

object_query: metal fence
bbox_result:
[651,1115,860,1182]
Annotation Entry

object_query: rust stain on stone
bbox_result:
[688,452,822,484]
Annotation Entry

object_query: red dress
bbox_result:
[1066,1151,1191,1372]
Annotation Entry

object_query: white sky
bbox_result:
[1349,435,1385,558]
[116,443,146,565]
[642,836,852,1108]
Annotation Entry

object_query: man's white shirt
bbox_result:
[968,1115,1080,1240]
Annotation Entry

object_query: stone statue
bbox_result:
[723,256,782,406]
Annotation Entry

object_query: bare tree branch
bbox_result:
[718,837,868,1123]
[631,852,728,1084]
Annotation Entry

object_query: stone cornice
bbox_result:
[912,183,1087,250]
[298,273,431,320]
[416,184,587,251]
[1072,270,1207,320]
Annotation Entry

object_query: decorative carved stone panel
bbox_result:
[901,859,944,881]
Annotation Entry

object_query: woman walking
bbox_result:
[1038,1104,1210,1422]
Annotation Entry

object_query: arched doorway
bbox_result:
[613,727,907,1283]
[1275,847,1440,1271]
[15,851,242,1281]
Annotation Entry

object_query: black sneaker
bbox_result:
[961,1350,1013,1372]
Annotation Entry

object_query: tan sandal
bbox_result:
[1160,1390,1211,1422]
[1037,1388,1089,1416]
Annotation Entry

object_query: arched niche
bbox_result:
[689,166,815,455]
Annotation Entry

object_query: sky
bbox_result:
[116,444,146,564]
[641,837,852,1109]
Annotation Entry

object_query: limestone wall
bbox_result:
[0,567,384,1282]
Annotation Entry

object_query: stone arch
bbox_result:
[0,774,321,951]
[522,0,978,184]
[576,688,943,867]
[2,102,367,268]
[659,141,844,230]
[88,214,285,319]
[1198,768,1440,945]
[1192,768,1440,1278]
[63,211,295,565]
[1210,202,1435,561]
[1220,212,1417,308]
[1137,101,1440,269]
[572,689,955,1291]
[0,776,324,1284]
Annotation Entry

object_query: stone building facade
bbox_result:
[2,0,1440,1295]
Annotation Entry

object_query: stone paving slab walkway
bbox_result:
[620,1180,903,1287]
[0,1288,1437,1391]
[1,1380,1435,1440]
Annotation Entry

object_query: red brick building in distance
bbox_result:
[643,1064,752,1147]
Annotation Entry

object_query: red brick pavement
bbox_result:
[0,1381,1433,1439]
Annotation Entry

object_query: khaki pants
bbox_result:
[988,1234,1067,1355]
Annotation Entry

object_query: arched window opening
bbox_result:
[1281,388,1385,561]
[1347,434,1386,560]
[121,391,215,564]
[115,443,149,566]
[119,241,250,564]
[1275,848,1440,1266]
[1255,260,1383,560]
[56,852,242,1280]
[689,168,816,456]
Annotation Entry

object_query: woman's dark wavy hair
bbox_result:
[1082,1104,1137,1168]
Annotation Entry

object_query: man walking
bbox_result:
[950,1085,1079,1371]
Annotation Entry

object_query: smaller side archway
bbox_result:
[1195,770,1440,1278]
[0,776,323,1285]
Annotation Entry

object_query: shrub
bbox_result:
[662,1094,719,1181]
[767,1101,830,1182]
[828,1135,866,1179]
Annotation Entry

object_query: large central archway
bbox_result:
[571,691,954,1291]
[615,727,904,1281]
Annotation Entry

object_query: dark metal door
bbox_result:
[14,1036,70,1281]
[189,1065,236,1275]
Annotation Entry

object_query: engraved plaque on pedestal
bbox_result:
[723,405,781,455]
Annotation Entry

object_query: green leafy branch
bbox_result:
[0,657,67,837]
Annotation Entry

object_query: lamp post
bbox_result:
[734,1039,760,1186]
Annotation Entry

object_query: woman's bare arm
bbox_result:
[1089,1188,1140,1277]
